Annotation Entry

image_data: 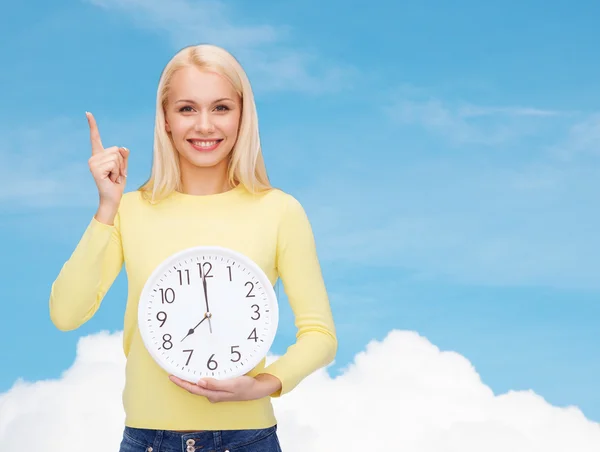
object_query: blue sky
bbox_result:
[1,0,600,433]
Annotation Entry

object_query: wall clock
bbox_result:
[138,246,279,383]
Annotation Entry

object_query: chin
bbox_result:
[180,151,231,170]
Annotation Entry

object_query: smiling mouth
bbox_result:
[187,139,223,151]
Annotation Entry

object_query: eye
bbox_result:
[178,106,194,112]
[215,105,230,112]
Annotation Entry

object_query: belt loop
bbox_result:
[213,430,222,450]
[154,429,164,452]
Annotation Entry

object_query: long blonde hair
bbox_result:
[139,44,272,203]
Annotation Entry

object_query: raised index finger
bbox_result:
[86,111,104,155]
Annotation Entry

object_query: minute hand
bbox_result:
[201,272,213,333]
[202,272,210,312]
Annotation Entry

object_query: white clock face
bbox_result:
[137,246,279,382]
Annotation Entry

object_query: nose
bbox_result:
[194,111,215,134]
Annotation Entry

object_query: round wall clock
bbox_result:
[137,245,279,383]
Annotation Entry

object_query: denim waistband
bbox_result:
[122,424,278,452]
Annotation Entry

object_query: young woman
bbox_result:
[49,44,337,452]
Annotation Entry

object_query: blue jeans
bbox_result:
[118,425,283,452]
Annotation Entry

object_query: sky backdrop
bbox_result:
[1,0,600,450]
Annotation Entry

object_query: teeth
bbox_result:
[191,140,218,147]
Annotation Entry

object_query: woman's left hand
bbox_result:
[169,373,281,403]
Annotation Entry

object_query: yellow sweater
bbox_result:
[48,184,337,430]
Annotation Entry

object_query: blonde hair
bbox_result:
[139,44,272,203]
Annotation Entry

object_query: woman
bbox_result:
[49,44,337,452]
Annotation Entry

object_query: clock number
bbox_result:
[183,349,194,366]
[227,265,232,281]
[207,354,218,370]
[159,288,175,304]
[230,345,241,362]
[156,311,167,327]
[162,334,173,350]
[197,262,213,279]
[177,269,190,285]
[245,281,255,298]
[248,328,258,342]
[251,304,260,320]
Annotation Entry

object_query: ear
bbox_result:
[165,116,171,133]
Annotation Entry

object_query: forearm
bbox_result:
[268,194,338,396]
[262,328,337,397]
[254,373,283,397]
[49,215,123,331]
[94,200,119,225]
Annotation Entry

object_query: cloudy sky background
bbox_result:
[1,0,600,450]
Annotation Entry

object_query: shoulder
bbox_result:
[119,190,143,207]
[116,190,148,215]
[257,188,315,238]
[257,187,306,216]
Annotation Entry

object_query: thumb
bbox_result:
[119,146,129,177]
[197,377,228,391]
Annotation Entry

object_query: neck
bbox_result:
[179,160,233,196]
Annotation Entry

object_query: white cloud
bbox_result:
[87,0,281,50]
[1,330,599,451]
[385,95,566,146]
[84,0,356,94]
[457,105,561,118]
[550,113,600,160]
[0,331,127,450]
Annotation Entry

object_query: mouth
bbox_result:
[187,139,223,152]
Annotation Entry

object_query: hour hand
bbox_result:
[180,313,209,342]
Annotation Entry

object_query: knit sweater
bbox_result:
[49,184,337,430]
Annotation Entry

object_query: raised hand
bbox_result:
[86,111,129,208]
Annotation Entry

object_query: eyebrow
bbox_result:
[175,98,235,104]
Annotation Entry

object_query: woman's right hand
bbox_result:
[86,111,129,208]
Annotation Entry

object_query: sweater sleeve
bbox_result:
[49,212,124,331]
[261,194,338,396]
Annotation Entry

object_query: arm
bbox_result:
[48,205,124,331]
[260,194,338,397]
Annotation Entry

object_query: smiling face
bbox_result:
[164,65,242,177]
